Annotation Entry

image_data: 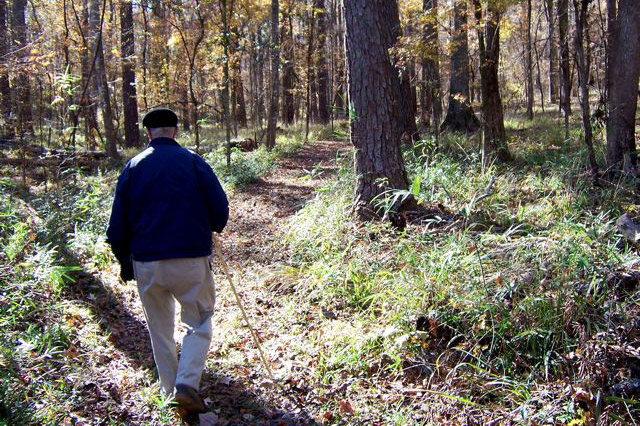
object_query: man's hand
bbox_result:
[120,260,134,282]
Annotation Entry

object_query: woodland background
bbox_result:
[1,0,640,424]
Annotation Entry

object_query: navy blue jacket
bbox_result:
[106,138,228,265]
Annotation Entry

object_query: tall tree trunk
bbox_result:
[573,0,598,178]
[606,0,640,174]
[476,0,510,165]
[281,6,295,125]
[12,0,33,137]
[256,28,266,132]
[441,0,480,133]
[533,2,546,111]
[305,4,315,141]
[140,0,149,110]
[221,0,231,163]
[343,0,412,222]
[332,1,347,118]
[386,1,418,141]
[525,0,534,119]
[89,0,118,158]
[0,0,11,139]
[81,0,99,150]
[315,0,330,124]
[120,0,139,148]
[558,0,571,136]
[235,61,247,128]
[266,0,280,150]
[421,0,442,134]
[545,0,558,104]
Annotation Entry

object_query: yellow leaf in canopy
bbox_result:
[168,33,179,47]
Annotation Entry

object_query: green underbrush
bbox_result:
[285,117,640,422]
[0,175,177,424]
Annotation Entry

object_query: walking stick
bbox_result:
[212,234,312,416]
[212,234,273,379]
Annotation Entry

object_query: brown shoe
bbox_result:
[174,384,206,413]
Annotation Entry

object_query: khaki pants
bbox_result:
[133,256,215,396]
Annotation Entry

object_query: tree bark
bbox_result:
[343,0,412,222]
[573,0,598,178]
[0,0,11,139]
[315,0,330,124]
[266,0,280,150]
[525,0,534,119]
[421,0,442,134]
[476,0,510,165]
[12,0,33,137]
[545,0,558,104]
[89,0,118,158]
[606,0,640,173]
[605,0,616,117]
[441,0,480,133]
[120,0,140,148]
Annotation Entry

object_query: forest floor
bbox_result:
[100,139,358,425]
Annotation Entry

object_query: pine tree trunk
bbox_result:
[89,0,118,158]
[315,0,330,124]
[476,0,509,165]
[0,0,11,139]
[12,0,33,137]
[545,0,558,104]
[343,0,412,222]
[421,0,442,134]
[606,0,640,173]
[266,0,280,150]
[120,0,139,148]
[441,0,480,133]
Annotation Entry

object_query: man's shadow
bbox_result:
[65,255,316,425]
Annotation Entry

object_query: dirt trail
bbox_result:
[186,140,349,425]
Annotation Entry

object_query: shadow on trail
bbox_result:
[197,372,318,425]
[65,260,154,370]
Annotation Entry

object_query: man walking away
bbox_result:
[106,108,229,414]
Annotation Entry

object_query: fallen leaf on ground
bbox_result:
[339,400,355,415]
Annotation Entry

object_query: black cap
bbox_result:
[142,108,178,128]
